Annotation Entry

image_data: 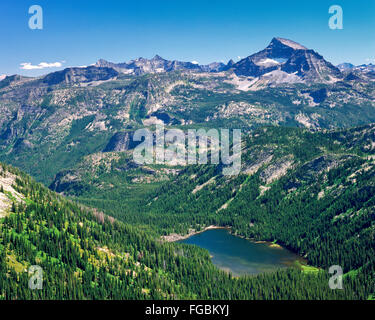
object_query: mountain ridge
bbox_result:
[2,37,374,86]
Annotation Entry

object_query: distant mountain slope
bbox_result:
[0,36,374,188]
[337,63,356,71]
[337,63,375,81]
[230,38,342,83]
[41,66,119,85]
[0,69,375,186]
[52,123,375,239]
[95,55,227,75]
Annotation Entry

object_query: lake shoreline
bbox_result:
[163,226,307,264]
[163,226,314,275]
[161,225,229,242]
[162,226,284,250]
[173,227,310,276]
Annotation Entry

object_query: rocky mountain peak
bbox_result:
[269,37,308,51]
[227,59,235,67]
[230,37,342,83]
[152,54,165,61]
[96,58,110,65]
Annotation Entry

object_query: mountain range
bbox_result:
[93,37,373,84]
[1,37,374,88]
[0,37,375,185]
[1,36,375,300]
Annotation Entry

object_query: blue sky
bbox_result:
[1,0,374,77]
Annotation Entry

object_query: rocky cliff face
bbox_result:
[103,131,138,152]
[230,37,342,83]
[41,66,119,85]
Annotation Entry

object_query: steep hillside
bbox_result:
[0,162,184,299]
[2,162,371,300]
[48,125,375,292]
[1,69,375,187]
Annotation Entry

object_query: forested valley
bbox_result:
[1,124,375,299]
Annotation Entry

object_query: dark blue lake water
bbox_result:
[179,228,304,276]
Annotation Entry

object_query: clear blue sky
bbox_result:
[1,0,374,76]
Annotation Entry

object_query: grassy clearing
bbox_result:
[6,253,27,273]
[344,268,361,279]
[295,260,321,274]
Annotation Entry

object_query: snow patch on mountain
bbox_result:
[256,58,281,67]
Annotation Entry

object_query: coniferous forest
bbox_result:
[1,125,375,300]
